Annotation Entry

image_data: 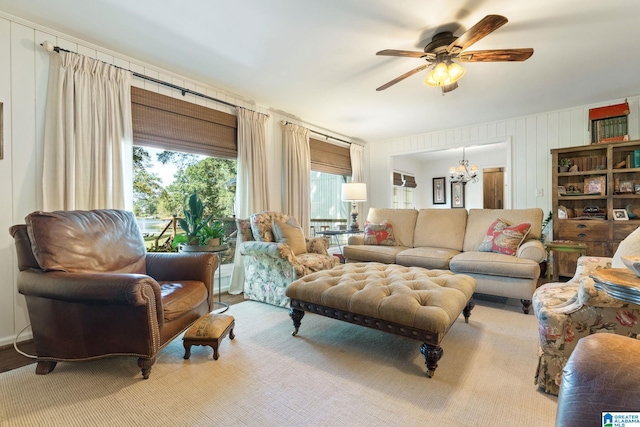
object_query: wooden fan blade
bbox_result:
[457,48,534,62]
[376,49,433,59]
[447,15,508,53]
[376,64,430,91]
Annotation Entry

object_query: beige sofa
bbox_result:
[343,208,545,313]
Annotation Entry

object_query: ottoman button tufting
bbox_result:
[183,313,235,361]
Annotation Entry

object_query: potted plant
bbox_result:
[172,190,225,251]
[558,158,572,172]
[195,219,226,247]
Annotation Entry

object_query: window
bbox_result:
[130,88,239,262]
[310,171,349,235]
[133,146,237,263]
[309,138,352,237]
[392,172,416,209]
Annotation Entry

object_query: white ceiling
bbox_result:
[2,0,640,142]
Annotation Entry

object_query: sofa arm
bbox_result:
[240,241,299,266]
[348,235,365,245]
[17,269,162,307]
[516,239,545,262]
[569,256,612,283]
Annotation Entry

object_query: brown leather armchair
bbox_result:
[9,209,216,379]
[556,334,640,427]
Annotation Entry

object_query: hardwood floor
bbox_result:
[0,292,246,374]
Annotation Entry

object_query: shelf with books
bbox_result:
[551,139,640,277]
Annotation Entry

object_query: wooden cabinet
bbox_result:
[551,140,640,277]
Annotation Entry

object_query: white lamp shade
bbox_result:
[342,182,367,201]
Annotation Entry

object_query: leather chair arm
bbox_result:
[145,252,216,290]
[17,269,162,306]
[556,334,640,426]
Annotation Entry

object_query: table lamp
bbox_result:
[341,182,367,231]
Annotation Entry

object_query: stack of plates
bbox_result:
[591,266,640,305]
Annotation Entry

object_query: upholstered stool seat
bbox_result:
[183,313,235,360]
[286,262,476,377]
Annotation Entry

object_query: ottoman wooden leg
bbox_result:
[420,343,444,378]
[463,299,475,323]
[289,308,305,336]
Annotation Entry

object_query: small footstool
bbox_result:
[183,313,235,360]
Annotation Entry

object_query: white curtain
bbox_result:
[350,143,365,182]
[229,108,270,294]
[43,51,133,211]
[350,143,366,217]
[281,123,311,235]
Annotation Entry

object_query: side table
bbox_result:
[545,240,587,282]
[591,268,640,305]
[316,229,364,259]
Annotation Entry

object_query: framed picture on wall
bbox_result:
[433,177,446,204]
[451,181,465,208]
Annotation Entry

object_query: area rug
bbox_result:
[0,299,557,426]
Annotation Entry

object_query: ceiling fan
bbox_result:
[376,15,533,94]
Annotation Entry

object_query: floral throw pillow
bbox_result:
[478,218,531,256]
[364,221,397,246]
[492,221,532,255]
[478,219,507,252]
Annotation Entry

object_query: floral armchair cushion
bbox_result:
[250,211,291,242]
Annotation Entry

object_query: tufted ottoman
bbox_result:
[285,262,476,377]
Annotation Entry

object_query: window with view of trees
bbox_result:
[133,146,237,262]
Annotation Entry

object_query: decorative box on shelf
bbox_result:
[589,101,630,144]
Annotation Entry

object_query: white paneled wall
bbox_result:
[370,97,640,214]
[0,13,356,346]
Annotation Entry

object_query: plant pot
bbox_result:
[178,241,226,253]
[558,166,569,173]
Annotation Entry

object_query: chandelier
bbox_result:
[449,148,478,184]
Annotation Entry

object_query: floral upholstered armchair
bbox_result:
[237,211,339,307]
[533,227,640,395]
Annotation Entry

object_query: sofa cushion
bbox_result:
[396,247,461,269]
[413,209,467,251]
[26,209,147,274]
[366,208,418,248]
[463,208,542,252]
[343,244,409,264]
[450,251,540,279]
[364,220,397,246]
[273,219,307,255]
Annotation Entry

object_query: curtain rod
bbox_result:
[282,121,352,145]
[41,42,242,110]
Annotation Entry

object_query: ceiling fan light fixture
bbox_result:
[442,82,458,93]
[432,62,449,84]
[447,62,466,83]
[423,69,438,87]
